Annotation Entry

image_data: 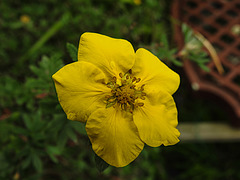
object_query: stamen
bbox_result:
[132,77,136,82]
[105,95,111,99]
[108,98,116,102]
[140,84,145,91]
[136,78,141,83]
[105,71,146,113]
[141,92,146,96]
[138,102,144,107]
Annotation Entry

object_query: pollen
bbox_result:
[105,70,146,113]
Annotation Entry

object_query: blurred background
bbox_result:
[1,0,240,179]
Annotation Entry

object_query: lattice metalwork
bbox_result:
[172,0,240,126]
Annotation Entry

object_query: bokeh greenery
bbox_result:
[1,0,240,179]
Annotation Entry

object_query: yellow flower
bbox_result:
[52,33,180,167]
[133,0,141,5]
[20,15,31,24]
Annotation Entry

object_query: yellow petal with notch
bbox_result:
[132,48,180,95]
[52,61,109,122]
[78,32,135,79]
[133,89,180,147]
[86,107,144,167]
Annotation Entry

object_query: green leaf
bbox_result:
[172,59,183,66]
[12,126,29,135]
[182,23,193,42]
[46,146,62,155]
[46,146,62,163]
[95,154,109,172]
[169,48,177,55]
[66,125,77,143]
[32,153,43,172]
[66,42,78,61]
[23,114,32,129]
[198,64,210,72]
[70,121,87,135]
[194,58,210,64]
[22,156,32,169]
[57,135,68,148]
[160,34,169,49]
[29,65,41,77]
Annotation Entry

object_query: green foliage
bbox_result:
[95,154,109,173]
[154,24,210,71]
[157,34,182,66]
[66,43,78,61]
[0,55,89,179]
[181,24,210,72]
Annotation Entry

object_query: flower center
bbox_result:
[105,70,146,113]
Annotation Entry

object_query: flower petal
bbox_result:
[86,107,144,167]
[52,61,109,122]
[78,32,135,78]
[133,89,180,147]
[132,48,180,95]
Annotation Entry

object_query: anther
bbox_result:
[140,84,145,91]
[105,95,111,99]
[132,77,136,82]
[136,78,141,83]
[138,102,144,107]
[106,73,146,112]
[131,85,136,89]
[109,98,116,102]
[141,92,146,96]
